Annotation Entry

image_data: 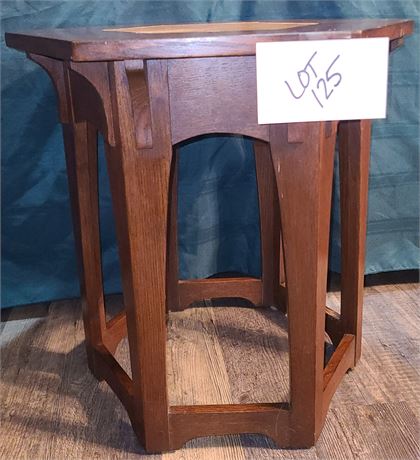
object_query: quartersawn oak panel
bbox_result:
[168,56,268,144]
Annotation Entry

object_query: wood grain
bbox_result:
[61,121,108,380]
[27,53,70,123]
[168,57,268,144]
[166,305,246,458]
[69,61,115,145]
[254,141,284,311]
[318,402,419,460]
[1,283,419,459]
[166,149,180,312]
[7,19,415,454]
[6,20,413,61]
[322,334,355,421]
[125,62,153,149]
[178,278,262,310]
[338,120,371,366]
[105,59,173,452]
[209,306,289,405]
[269,121,337,446]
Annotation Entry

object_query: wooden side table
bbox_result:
[6,19,414,453]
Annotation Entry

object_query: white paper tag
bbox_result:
[256,38,389,124]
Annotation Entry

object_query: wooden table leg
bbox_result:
[28,52,135,382]
[167,149,181,312]
[104,60,171,453]
[254,140,285,311]
[269,121,337,446]
[339,120,372,365]
[62,121,108,380]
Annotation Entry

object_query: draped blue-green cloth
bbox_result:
[2,1,419,308]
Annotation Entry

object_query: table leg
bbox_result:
[254,140,285,310]
[167,149,180,312]
[105,60,171,453]
[29,54,124,377]
[62,121,107,380]
[269,122,337,446]
[339,120,371,365]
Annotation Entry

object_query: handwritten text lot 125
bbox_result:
[256,38,389,124]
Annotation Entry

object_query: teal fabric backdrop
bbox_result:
[2,1,419,308]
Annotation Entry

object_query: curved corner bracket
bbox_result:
[69,61,116,146]
[27,53,71,123]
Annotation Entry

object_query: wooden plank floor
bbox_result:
[1,282,419,459]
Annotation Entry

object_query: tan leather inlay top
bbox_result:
[103,21,318,35]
